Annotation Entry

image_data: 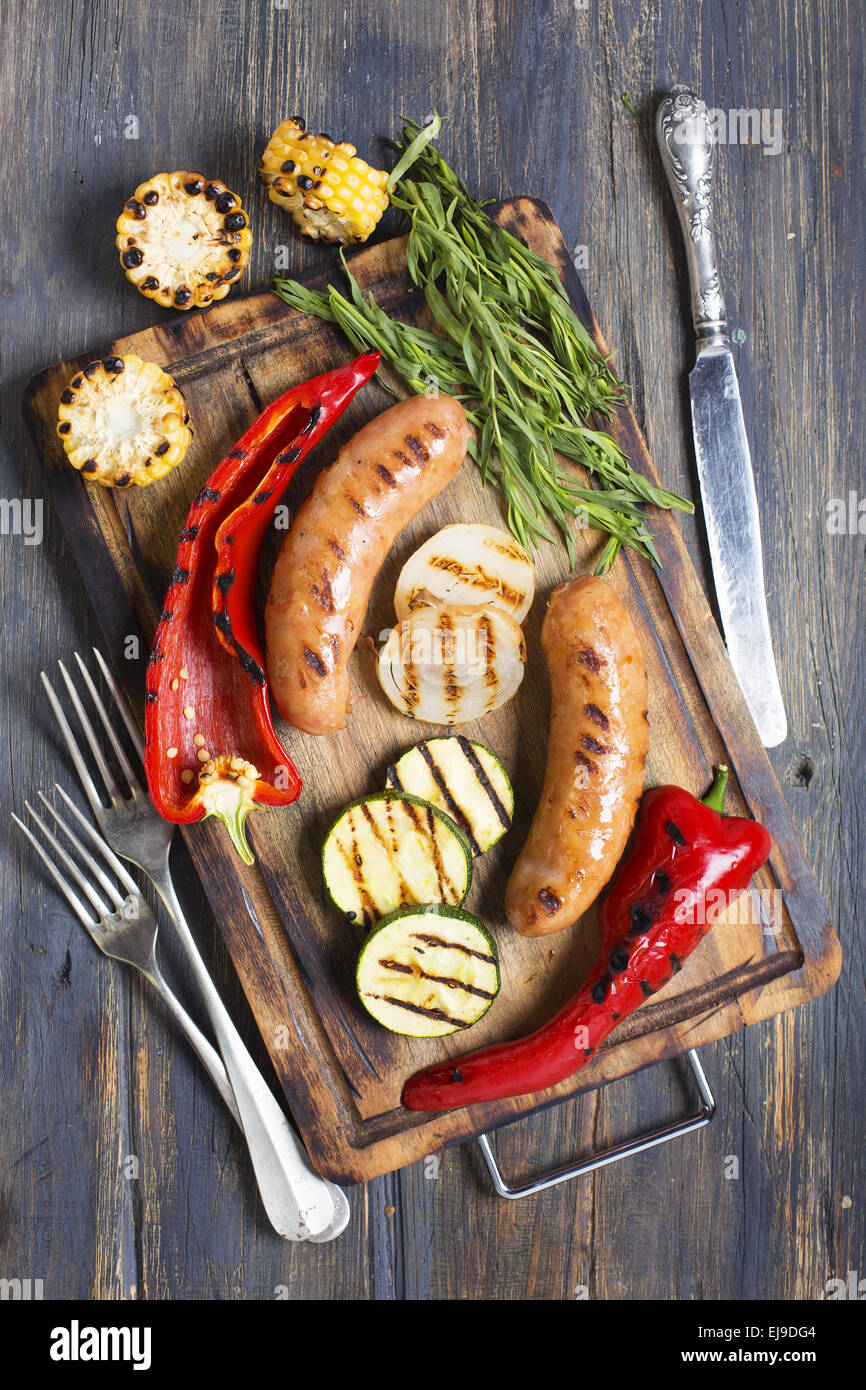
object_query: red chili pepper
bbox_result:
[402,765,772,1111]
[144,351,380,864]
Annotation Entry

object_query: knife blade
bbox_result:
[656,87,788,747]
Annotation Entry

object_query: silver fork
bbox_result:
[38,648,348,1243]
[13,789,243,1125]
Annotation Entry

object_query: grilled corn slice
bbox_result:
[56,355,192,488]
[258,117,389,243]
[116,172,252,310]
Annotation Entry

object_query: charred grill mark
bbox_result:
[346,494,367,518]
[640,980,654,998]
[584,702,610,731]
[254,489,274,504]
[410,932,495,964]
[302,646,327,678]
[456,735,512,830]
[380,957,413,975]
[629,905,653,936]
[171,567,190,584]
[609,945,630,973]
[424,421,446,439]
[276,447,302,465]
[194,486,222,505]
[417,743,480,854]
[480,613,497,690]
[377,957,494,1001]
[338,825,377,926]
[145,689,158,704]
[425,803,456,901]
[669,951,684,974]
[212,610,266,683]
[328,632,340,662]
[328,537,347,563]
[429,556,523,611]
[436,610,459,709]
[576,641,604,673]
[366,995,467,1028]
[148,650,164,664]
[404,434,430,464]
[304,403,323,431]
[591,974,609,1003]
[574,749,596,775]
[227,448,247,459]
[665,821,687,846]
[538,887,563,915]
[216,571,234,593]
[392,449,413,468]
[581,733,608,756]
[311,569,336,614]
[653,870,671,894]
[180,525,199,542]
[376,463,398,488]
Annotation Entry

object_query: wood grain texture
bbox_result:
[1,0,862,1299]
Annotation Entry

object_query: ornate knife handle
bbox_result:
[656,86,730,347]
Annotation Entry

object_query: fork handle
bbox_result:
[144,959,351,1243]
[151,866,336,1241]
[142,962,242,1124]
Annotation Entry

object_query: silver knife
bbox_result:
[656,86,788,747]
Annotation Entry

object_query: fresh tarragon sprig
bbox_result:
[274,114,691,570]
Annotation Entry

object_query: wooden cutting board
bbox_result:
[23,198,840,1184]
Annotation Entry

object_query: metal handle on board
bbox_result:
[476,1048,715,1199]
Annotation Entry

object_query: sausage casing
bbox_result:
[265,395,468,735]
[505,575,649,936]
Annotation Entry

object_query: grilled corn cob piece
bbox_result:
[258,118,389,243]
[56,355,192,488]
[116,172,252,310]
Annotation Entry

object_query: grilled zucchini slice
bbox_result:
[386,737,513,855]
[356,905,500,1036]
[322,792,471,927]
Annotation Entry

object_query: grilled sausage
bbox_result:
[505,575,648,937]
[265,395,468,735]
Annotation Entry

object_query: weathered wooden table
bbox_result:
[2,0,861,1300]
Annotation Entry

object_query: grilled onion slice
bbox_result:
[394,524,535,624]
[356,905,500,1037]
[377,598,526,725]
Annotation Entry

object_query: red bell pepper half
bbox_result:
[144,350,380,864]
[403,765,772,1111]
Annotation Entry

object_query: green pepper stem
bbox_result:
[213,803,254,866]
[701,764,729,815]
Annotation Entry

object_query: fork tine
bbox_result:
[52,784,140,898]
[20,800,110,919]
[73,651,143,796]
[91,647,145,762]
[11,813,99,930]
[56,659,122,806]
[37,791,127,912]
[41,671,107,821]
